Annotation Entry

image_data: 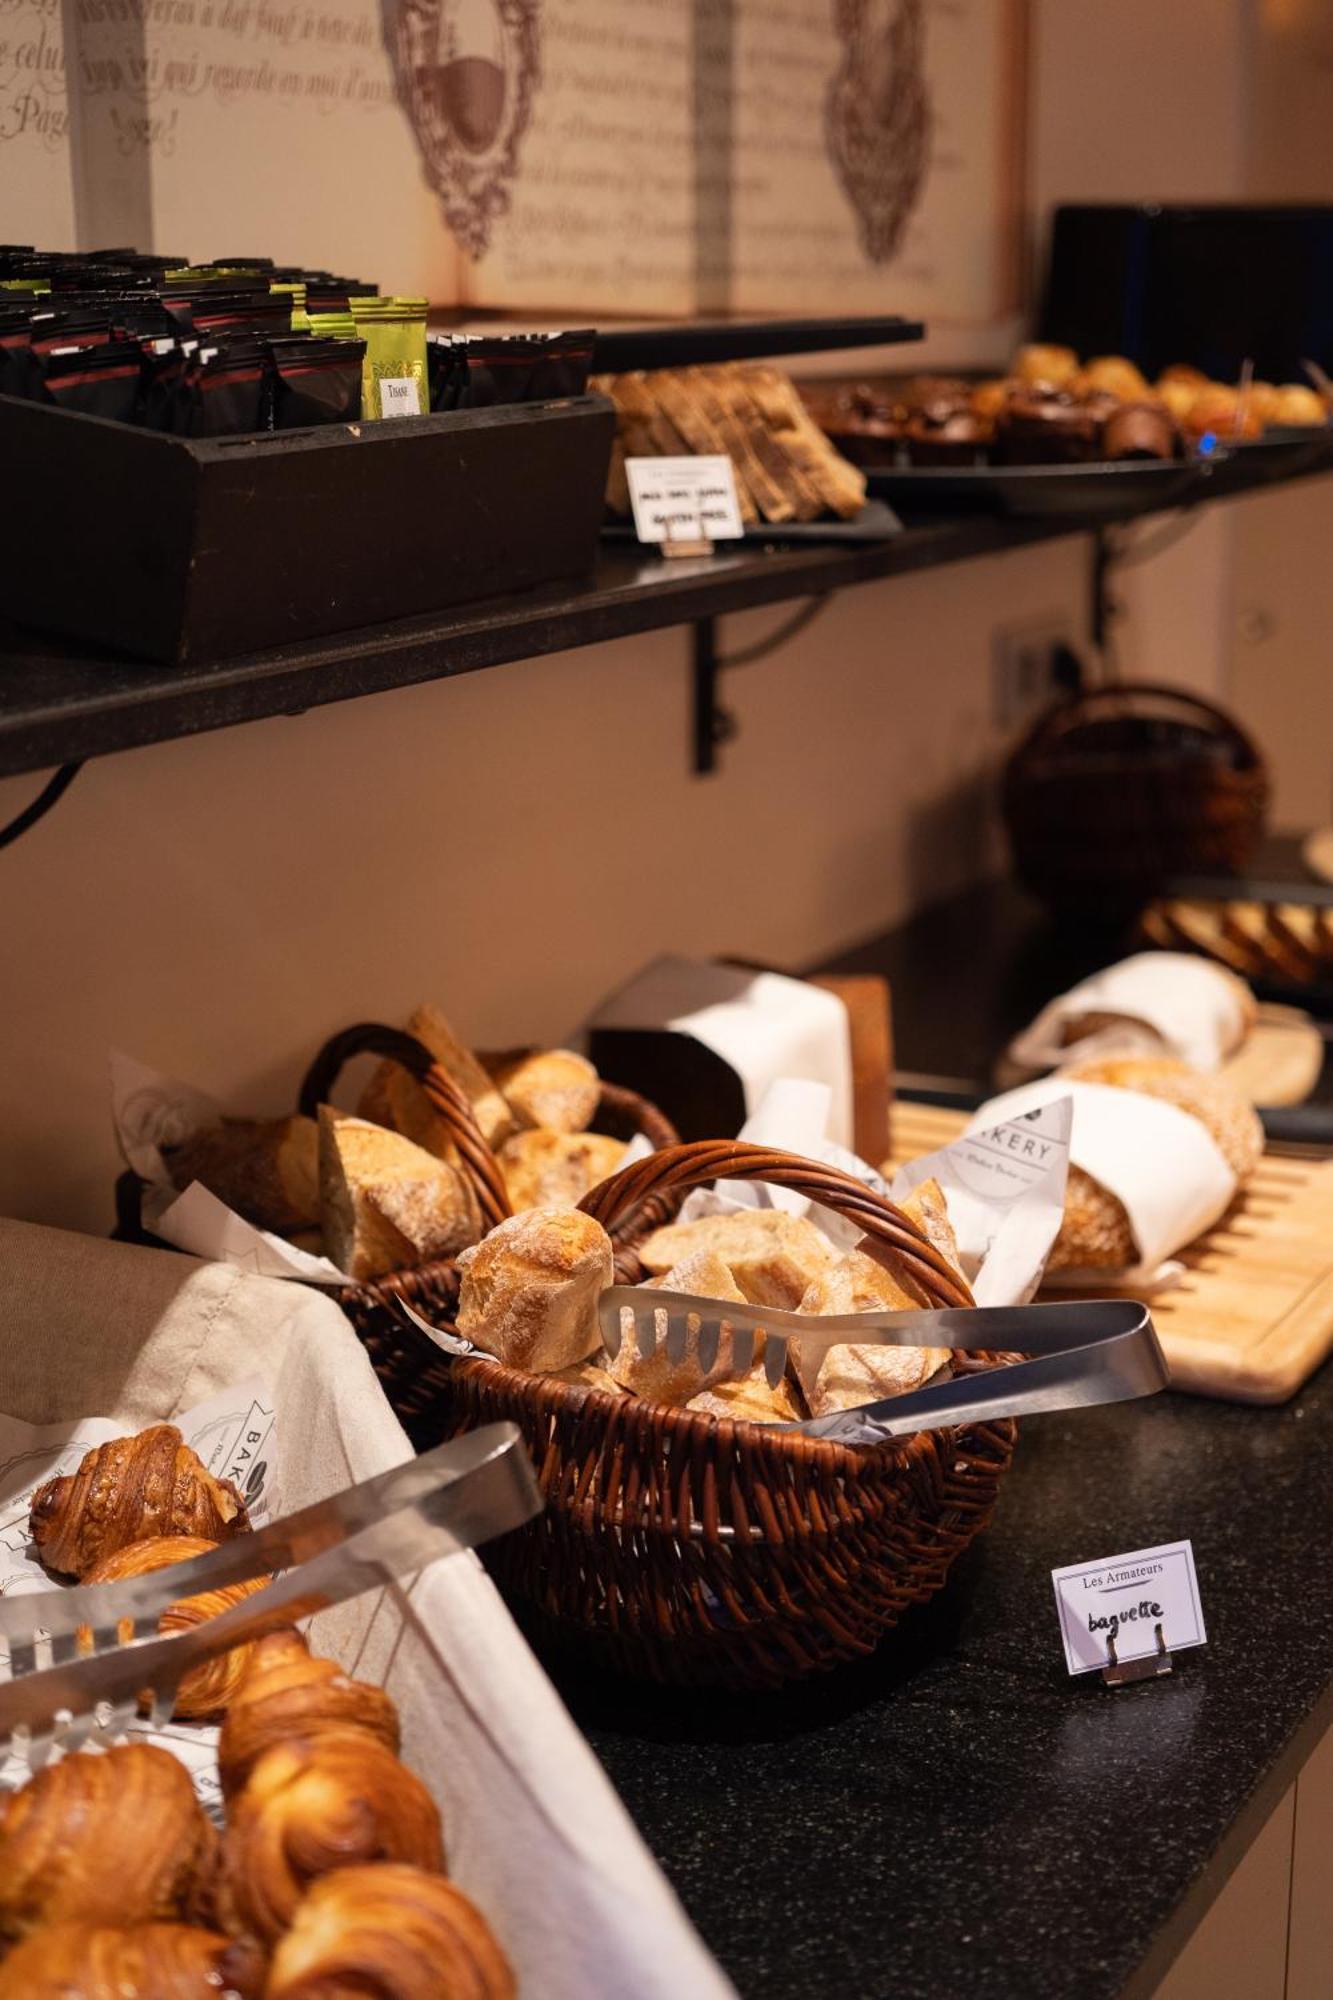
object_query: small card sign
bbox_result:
[379,376,421,418]
[1052,1539,1206,1676]
[625,455,745,546]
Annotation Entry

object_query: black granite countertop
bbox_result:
[548,1360,1331,2000]
[540,865,1333,1999]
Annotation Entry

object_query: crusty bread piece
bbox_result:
[318,1108,480,1282]
[497,1129,626,1212]
[687,1371,803,1424]
[609,1248,750,1404]
[635,1209,837,1309]
[164,1115,319,1233]
[742,367,867,519]
[690,366,805,523]
[1045,1166,1136,1273]
[805,1340,946,1418]
[358,1003,515,1159]
[1063,1055,1263,1179]
[790,1179,961,1414]
[455,1207,613,1372]
[793,1249,950,1412]
[546,1359,624,1396]
[642,369,761,523]
[485,1048,600,1135]
[713,364,827,520]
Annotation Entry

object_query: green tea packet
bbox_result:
[349,296,427,420]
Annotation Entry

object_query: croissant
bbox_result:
[266,1863,515,1999]
[80,1535,270,1718]
[0,1920,260,2000]
[29,1424,249,1577]
[214,1729,445,1946]
[218,1628,399,1800]
[0,1743,217,1941]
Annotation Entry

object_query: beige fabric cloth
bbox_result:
[0,1219,732,2000]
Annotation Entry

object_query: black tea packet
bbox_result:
[270,336,364,428]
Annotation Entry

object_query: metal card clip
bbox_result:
[1102,1620,1173,1688]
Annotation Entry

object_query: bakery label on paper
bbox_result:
[1051,1539,1207,1676]
[625,455,745,546]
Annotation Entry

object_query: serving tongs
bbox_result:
[599,1291,1168,1444]
[0,1422,541,1771]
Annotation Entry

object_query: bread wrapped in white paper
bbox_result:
[1005,952,1255,1078]
[970,1056,1263,1278]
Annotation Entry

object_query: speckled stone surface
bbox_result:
[541,1360,1332,1999]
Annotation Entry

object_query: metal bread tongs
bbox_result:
[599,1291,1169,1445]
[0,1423,541,1772]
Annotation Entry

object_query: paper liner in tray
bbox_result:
[0,1219,733,2000]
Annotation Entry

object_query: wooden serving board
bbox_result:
[888,1101,1333,1405]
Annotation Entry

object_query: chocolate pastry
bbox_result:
[993,388,1098,464]
[903,407,991,465]
[1102,400,1177,461]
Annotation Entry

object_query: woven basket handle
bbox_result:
[1021,681,1263,768]
[579,1140,974,1308]
[297,1023,511,1232]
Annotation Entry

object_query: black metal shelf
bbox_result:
[1,454,1329,781]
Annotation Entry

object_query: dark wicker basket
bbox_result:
[1003,681,1269,916]
[345,1139,1019,1689]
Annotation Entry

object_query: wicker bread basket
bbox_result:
[343,1136,1018,1689]
[1003,681,1269,915]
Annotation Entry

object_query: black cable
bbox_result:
[0,762,84,850]
[717,593,831,669]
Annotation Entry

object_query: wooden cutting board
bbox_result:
[888,1100,1333,1405]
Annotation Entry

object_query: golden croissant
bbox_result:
[80,1535,270,1719]
[266,1862,515,1999]
[0,1919,259,2000]
[30,1424,249,1577]
[215,1729,445,1947]
[218,1628,399,1800]
[0,1743,217,1941]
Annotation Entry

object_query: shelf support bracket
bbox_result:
[692,617,737,776]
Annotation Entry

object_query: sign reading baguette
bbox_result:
[1052,1539,1207,1677]
[625,455,745,548]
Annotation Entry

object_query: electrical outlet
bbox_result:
[992,618,1079,729]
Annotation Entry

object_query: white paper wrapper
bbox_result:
[112,1050,349,1284]
[0,1220,732,2000]
[891,1095,1073,1307]
[1006,952,1248,1077]
[968,1079,1237,1279]
[586,955,854,1147]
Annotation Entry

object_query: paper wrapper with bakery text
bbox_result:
[112,1049,351,1284]
[0,1220,734,2000]
[968,1078,1237,1291]
[656,1076,1073,1309]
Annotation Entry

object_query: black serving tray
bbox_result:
[863,456,1210,518]
[0,392,615,664]
[1202,424,1333,494]
[590,316,925,374]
